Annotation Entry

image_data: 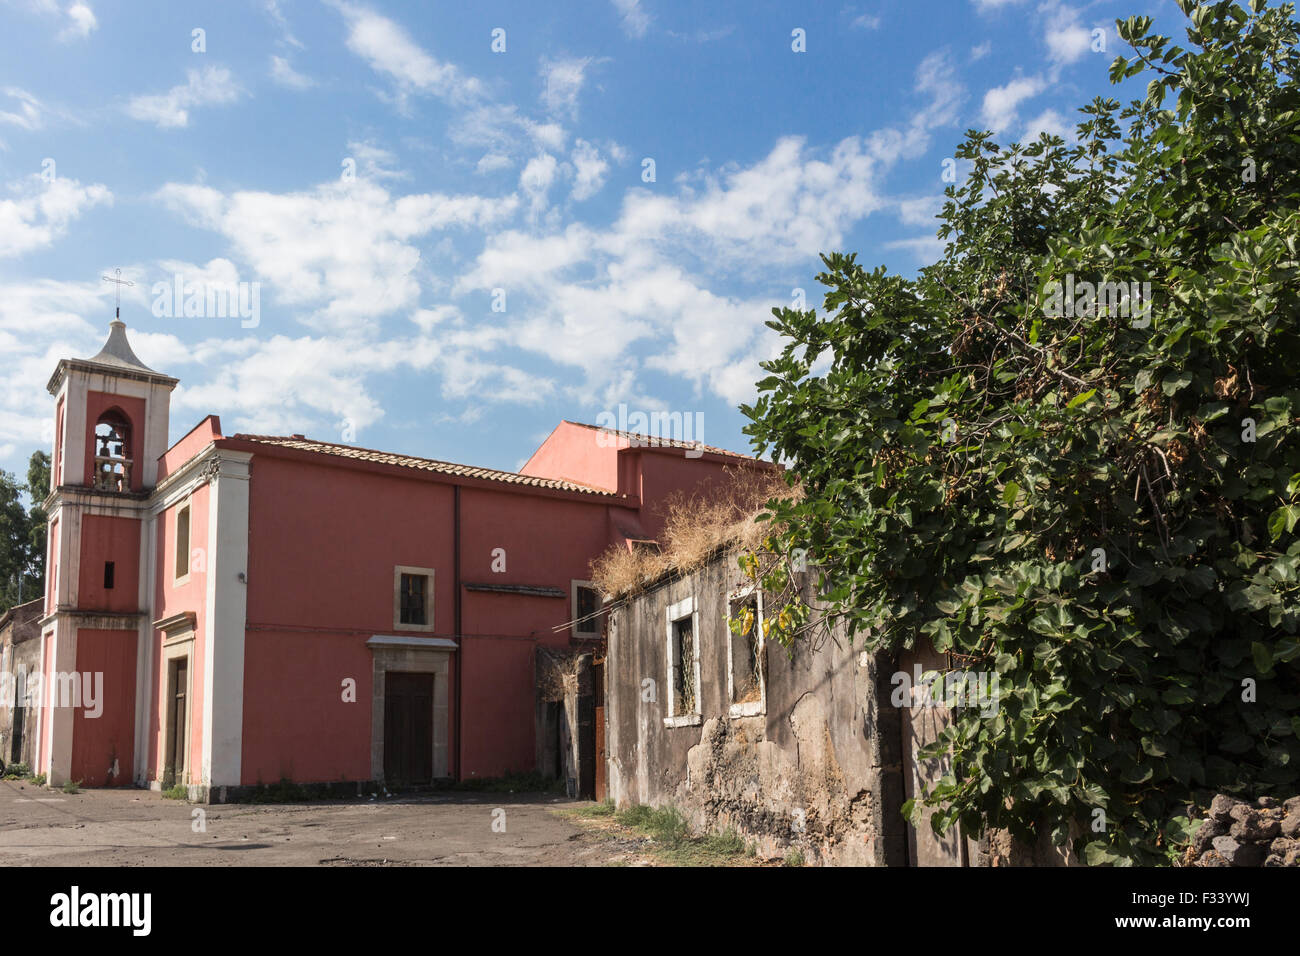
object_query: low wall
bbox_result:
[1185,794,1300,866]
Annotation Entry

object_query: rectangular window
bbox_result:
[728,591,766,716]
[571,580,602,638]
[400,574,426,625]
[104,561,115,590]
[673,617,695,713]
[174,505,191,582]
[393,566,436,631]
[665,596,700,726]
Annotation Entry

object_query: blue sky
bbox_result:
[0,0,1176,481]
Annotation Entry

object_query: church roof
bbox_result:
[232,434,619,496]
[48,317,179,394]
[86,319,161,373]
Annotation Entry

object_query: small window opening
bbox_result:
[400,573,427,625]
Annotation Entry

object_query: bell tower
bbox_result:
[38,316,178,787]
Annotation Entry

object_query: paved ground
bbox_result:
[0,778,643,866]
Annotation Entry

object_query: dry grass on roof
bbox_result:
[591,466,801,599]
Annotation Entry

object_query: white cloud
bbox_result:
[0,88,43,129]
[0,175,112,258]
[981,75,1044,133]
[896,195,944,228]
[540,56,593,120]
[475,153,512,175]
[331,1,483,108]
[263,0,303,49]
[157,177,518,331]
[0,276,126,450]
[519,153,559,218]
[60,1,94,38]
[970,41,991,61]
[611,0,650,38]
[1023,107,1072,141]
[448,53,965,408]
[1043,2,1093,66]
[883,235,946,262]
[270,55,315,90]
[453,104,567,160]
[569,140,610,201]
[346,140,407,181]
[126,66,243,129]
[850,13,881,30]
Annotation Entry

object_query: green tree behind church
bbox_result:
[0,450,50,613]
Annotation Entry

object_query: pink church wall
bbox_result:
[71,628,136,786]
[240,454,457,785]
[157,415,221,481]
[235,446,644,782]
[77,515,141,614]
[148,485,210,782]
[240,630,373,785]
[519,421,621,492]
[634,451,743,540]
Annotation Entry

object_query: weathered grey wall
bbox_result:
[605,553,906,865]
[0,599,43,770]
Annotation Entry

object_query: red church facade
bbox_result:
[35,317,758,799]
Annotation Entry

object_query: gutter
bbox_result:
[453,484,462,781]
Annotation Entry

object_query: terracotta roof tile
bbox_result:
[232,435,617,496]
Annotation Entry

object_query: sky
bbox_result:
[0,0,1179,484]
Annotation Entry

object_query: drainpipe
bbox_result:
[453,484,462,781]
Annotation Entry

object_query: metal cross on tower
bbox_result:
[102,268,134,319]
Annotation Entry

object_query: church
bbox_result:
[33,313,759,799]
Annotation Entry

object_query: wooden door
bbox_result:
[385,672,434,786]
[167,658,188,785]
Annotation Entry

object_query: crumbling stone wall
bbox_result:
[1185,794,1300,866]
[605,553,906,866]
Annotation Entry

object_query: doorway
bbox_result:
[164,657,188,787]
[384,671,434,786]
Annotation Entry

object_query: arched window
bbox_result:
[93,410,132,492]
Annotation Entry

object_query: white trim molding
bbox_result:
[200,451,252,789]
[393,566,436,632]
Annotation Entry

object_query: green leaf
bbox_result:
[1002,481,1020,506]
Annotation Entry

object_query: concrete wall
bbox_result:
[605,553,907,866]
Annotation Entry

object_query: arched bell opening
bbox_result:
[93,409,133,492]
